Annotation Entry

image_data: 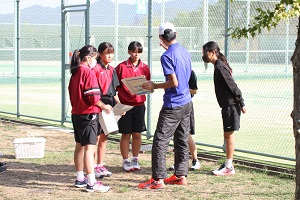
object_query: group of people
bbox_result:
[68,22,246,193]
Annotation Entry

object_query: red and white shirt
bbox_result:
[115,58,151,106]
[68,63,101,115]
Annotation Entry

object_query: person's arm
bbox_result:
[216,65,246,110]
[190,89,197,95]
[142,74,178,90]
[113,94,120,104]
[95,100,112,114]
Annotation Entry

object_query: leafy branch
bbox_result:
[228,0,300,39]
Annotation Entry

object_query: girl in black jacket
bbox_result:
[202,41,247,176]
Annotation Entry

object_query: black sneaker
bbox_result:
[168,164,175,171]
[0,162,6,167]
[75,177,87,188]
[0,165,6,172]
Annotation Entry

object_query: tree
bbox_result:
[229,0,300,199]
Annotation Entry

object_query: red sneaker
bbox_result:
[164,174,187,185]
[138,178,165,189]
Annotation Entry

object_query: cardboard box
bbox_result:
[13,137,46,159]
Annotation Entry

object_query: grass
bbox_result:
[0,120,295,200]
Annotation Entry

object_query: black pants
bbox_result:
[151,101,192,179]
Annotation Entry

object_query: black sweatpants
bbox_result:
[151,101,192,179]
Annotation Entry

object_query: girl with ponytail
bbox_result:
[68,44,111,192]
[202,41,247,176]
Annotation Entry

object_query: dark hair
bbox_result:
[160,29,176,42]
[70,45,97,75]
[202,41,232,73]
[128,41,143,53]
[97,42,114,63]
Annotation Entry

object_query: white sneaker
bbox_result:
[95,165,112,178]
[86,181,110,193]
[131,158,140,171]
[190,159,201,170]
[123,160,133,172]
[212,164,235,176]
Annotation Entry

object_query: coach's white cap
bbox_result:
[158,22,176,35]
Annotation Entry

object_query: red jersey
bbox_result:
[115,58,151,106]
[92,63,120,97]
[68,64,101,115]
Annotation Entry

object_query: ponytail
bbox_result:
[218,52,232,74]
[70,49,80,75]
[69,45,98,75]
[203,41,233,74]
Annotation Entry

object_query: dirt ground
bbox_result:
[0,120,294,200]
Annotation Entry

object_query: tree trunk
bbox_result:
[292,16,300,200]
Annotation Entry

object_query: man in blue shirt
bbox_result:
[139,22,192,189]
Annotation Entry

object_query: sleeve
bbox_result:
[189,70,198,90]
[115,65,121,92]
[112,69,120,88]
[161,55,175,76]
[216,66,245,107]
[83,71,101,105]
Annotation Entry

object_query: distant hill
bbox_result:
[0,0,202,25]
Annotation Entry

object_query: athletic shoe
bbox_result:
[95,165,112,178]
[131,158,140,171]
[86,181,110,193]
[168,164,175,171]
[75,177,87,188]
[138,178,164,189]
[123,160,133,172]
[164,174,187,185]
[212,164,235,176]
[0,162,6,167]
[0,165,7,172]
[190,159,201,170]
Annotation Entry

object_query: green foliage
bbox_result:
[229,0,300,39]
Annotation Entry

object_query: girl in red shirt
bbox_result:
[69,45,111,192]
[92,42,120,178]
[115,41,151,172]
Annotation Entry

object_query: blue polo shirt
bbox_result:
[161,43,192,108]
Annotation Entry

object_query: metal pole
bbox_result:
[162,0,165,23]
[245,0,250,72]
[203,0,208,74]
[223,0,230,152]
[85,0,90,45]
[115,0,119,65]
[15,0,20,117]
[224,0,230,59]
[146,0,153,139]
[61,0,66,125]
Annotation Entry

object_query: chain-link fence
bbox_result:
[0,0,296,163]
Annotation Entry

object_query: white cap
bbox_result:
[158,22,176,35]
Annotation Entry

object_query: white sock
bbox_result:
[132,156,138,160]
[76,171,85,180]
[123,158,130,163]
[225,159,233,168]
[87,173,96,185]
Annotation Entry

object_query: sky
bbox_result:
[0,0,171,14]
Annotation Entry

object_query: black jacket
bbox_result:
[213,59,245,108]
